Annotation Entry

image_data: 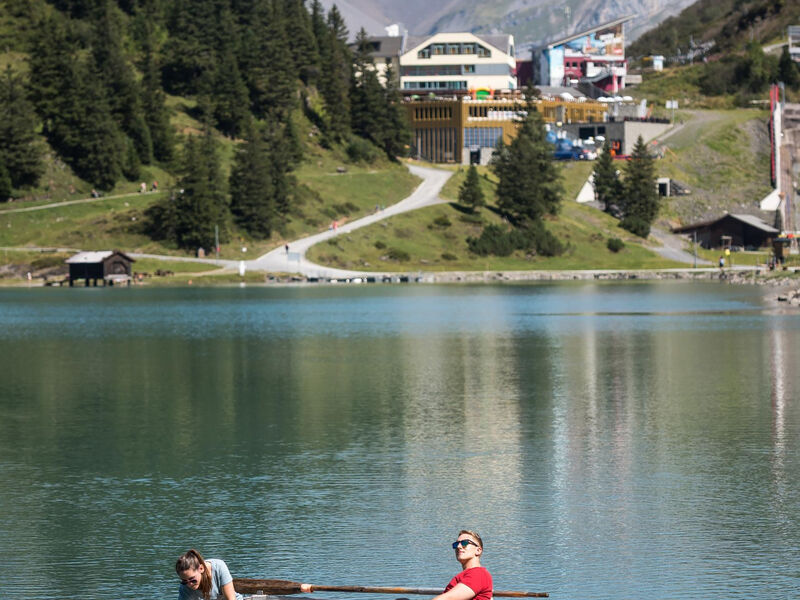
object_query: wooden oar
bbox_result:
[233,579,548,598]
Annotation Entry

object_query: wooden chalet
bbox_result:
[65,251,135,287]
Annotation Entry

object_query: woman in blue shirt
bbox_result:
[176,549,242,600]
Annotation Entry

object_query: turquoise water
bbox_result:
[0,283,798,600]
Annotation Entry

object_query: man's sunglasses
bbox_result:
[452,540,479,549]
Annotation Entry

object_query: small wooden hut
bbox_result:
[65,251,135,287]
[672,213,779,250]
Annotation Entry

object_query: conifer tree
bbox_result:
[320,5,351,141]
[350,28,386,144]
[91,0,153,164]
[171,129,231,250]
[212,46,251,137]
[27,14,76,137]
[309,0,329,65]
[0,161,12,202]
[0,66,44,189]
[620,135,659,238]
[459,165,485,212]
[243,0,297,120]
[141,43,176,163]
[491,111,562,225]
[381,60,412,159]
[285,0,320,84]
[162,0,218,94]
[230,122,276,238]
[54,60,125,190]
[592,140,622,215]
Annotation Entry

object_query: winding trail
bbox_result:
[246,163,453,277]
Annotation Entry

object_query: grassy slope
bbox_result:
[307,162,684,272]
[654,109,772,225]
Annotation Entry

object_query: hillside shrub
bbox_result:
[387,247,410,261]
[346,136,381,163]
[374,240,386,249]
[441,252,457,261]
[431,215,452,228]
[607,237,625,253]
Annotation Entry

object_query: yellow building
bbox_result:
[406,96,607,163]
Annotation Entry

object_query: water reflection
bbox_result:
[0,284,798,600]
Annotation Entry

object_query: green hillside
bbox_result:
[306,163,684,272]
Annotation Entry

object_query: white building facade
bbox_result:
[399,33,517,94]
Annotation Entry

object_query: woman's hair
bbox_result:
[176,549,212,600]
[459,529,484,549]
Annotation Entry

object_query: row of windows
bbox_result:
[402,65,476,76]
[417,43,491,59]
[463,127,503,149]
[403,81,468,90]
[413,106,454,120]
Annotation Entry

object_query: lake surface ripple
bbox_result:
[0,283,797,600]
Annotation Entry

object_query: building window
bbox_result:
[463,65,475,73]
[415,42,492,58]
[464,127,503,148]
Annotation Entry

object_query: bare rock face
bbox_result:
[321,0,698,49]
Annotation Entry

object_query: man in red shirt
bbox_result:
[434,530,492,600]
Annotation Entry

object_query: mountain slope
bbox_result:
[629,0,800,57]
[320,0,699,50]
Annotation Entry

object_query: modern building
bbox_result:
[397,32,517,95]
[406,94,607,164]
[533,16,633,95]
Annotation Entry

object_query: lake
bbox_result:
[0,283,798,600]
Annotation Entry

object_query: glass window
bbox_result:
[433,44,445,55]
[463,65,475,73]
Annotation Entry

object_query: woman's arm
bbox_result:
[221,581,238,600]
[432,583,477,600]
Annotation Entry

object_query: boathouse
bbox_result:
[672,213,779,250]
[65,251,135,286]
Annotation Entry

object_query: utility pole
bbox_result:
[693,230,697,269]
[215,225,220,262]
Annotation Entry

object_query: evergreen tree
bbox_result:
[91,0,153,164]
[491,111,562,225]
[161,0,218,94]
[53,60,125,190]
[620,135,659,238]
[263,122,293,219]
[592,140,622,215]
[350,28,387,143]
[0,160,12,202]
[27,14,76,137]
[141,42,176,163]
[458,165,485,212]
[778,46,800,90]
[211,46,250,137]
[171,130,231,250]
[242,0,297,120]
[285,0,320,84]
[230,122,276,238]
[320,5,351,141]
[381,60,412,159]
[309,0,329,65]
[0,66,45,189]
